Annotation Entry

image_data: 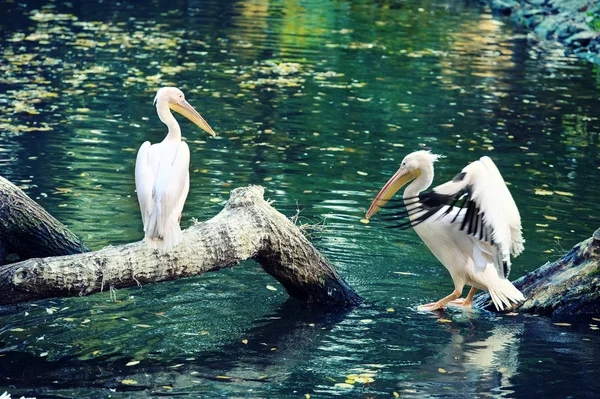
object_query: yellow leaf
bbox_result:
[553,322,572,327]
[360,218,370,224]
[387,308,395,312]
[242,339,248,344]
[126,360,140,366]
[534,189,553,196]
[438,368,447,373]
[136,324,152,328]
[162,386,173,390]
[216,375,231,379]
[554,191,573,197]
[438,319,452,323]
[305,394,310,399]
[357,171,368,176]
[121,379,138,385]
[266,285,277,291]
[543,215,557,221]
[92,350,100,355]
[10,328,25,332]
[394,392,400,398]
[394,271,415,276]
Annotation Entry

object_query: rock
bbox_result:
[564,30,598,47]
[491,0,520,15]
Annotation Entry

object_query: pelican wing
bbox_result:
[385,156,524,278]
[149,141,190,238]
[135,141,154,226]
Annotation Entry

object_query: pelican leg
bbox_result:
[448,287,478,308]
[418,290,462,311]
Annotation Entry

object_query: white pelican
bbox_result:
[135,87,215,252]
[365,150,524,311]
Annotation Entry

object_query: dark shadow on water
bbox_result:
[0,298,353,397]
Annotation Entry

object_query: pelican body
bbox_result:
[366,151,524,311]
[135,87,215,252]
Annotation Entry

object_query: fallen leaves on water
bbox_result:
[543,215,558,221]
[535,189,553,196]
[553,322,572,327]
[394,271,415,276]
[438,368,447,373]
[266,285,277,291]
[360,219,370,224]
[438,319,452,323]
[121,379,138,385]
[126,360,140,366]
[241,339,248,345]
[554,191,574,197]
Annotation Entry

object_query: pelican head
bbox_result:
[366,150,442,219]
[154,87,216,137]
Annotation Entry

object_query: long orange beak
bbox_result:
[169,99,216,137]
[365,168,420,219]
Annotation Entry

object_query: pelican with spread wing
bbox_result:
[366,150,524,311]
[135,87,215,252]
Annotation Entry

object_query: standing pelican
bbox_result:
[135,87,215,252]
[366,151,524,311]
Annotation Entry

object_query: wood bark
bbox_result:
[474,227,600,316]
[0,176,90,265]
[0,180,362,307]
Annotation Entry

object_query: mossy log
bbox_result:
[0,176,90,266]
[0,177,362,307]
[474,227,600,316]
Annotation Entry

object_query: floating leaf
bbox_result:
[438,368,447,373]
[121,379,138,385]
[543,215,557,221]
[266,285,277,291]
[360,219,370,224]
[535,189,553,196]
[126,360,140,366]
[357,171,368,176]
[387,308,395,312]
[216,375,231,379]
[553,322,572,327]
[394,271,415,276]
[242,339,248,345]
[554,191,574,197]
[394,392,400,398]
[438,319,452,323]
[135,324,152,328]
[10,328,25,332]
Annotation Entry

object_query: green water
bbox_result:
[1,0,600,397]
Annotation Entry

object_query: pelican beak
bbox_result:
[169,99,216,137]
[365,168,420,219]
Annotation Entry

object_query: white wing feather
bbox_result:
[135,141,154,227]
[433,156,524,277]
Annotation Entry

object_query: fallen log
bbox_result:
[0,178,362,307]
[474,227,600,316]
[0,176,90,266]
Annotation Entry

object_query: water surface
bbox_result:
[1,0,599,397]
